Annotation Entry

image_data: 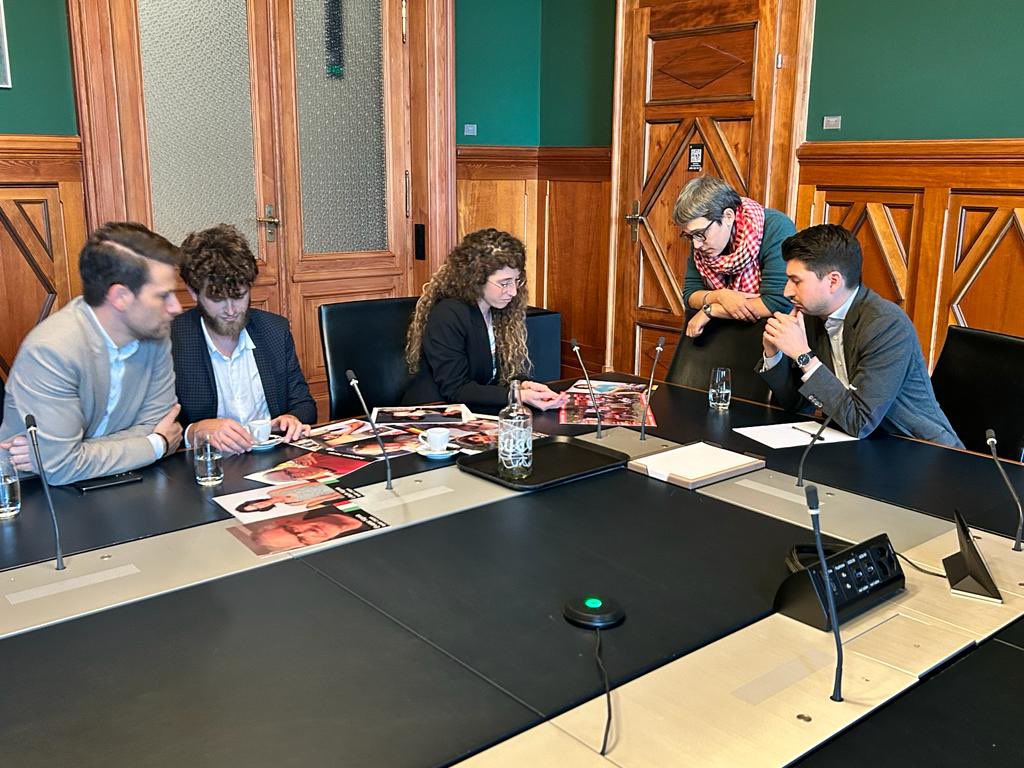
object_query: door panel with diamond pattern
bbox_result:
[612,0,781,374]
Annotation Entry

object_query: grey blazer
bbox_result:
[759,286,963,448]
[0,297,177,484]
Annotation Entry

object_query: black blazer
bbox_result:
[402,298,510,409]
[170,308,317,428]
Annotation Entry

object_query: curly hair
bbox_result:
[179,224,258,299]
[405,228,532,383]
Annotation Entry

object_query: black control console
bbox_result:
[775,533,905,631]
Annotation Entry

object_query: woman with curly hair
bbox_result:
[402,229,567,411]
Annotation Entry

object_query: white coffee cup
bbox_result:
[418,427,451,453]
[248,418,272,443]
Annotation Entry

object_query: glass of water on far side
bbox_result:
[193,434,224,487]
[0,450,21,520]
[709,366,732,411]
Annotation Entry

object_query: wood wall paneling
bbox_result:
[796,139,1024,365]
[0,136,88,381]
[456,146,612,379]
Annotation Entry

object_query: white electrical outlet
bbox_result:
[822,115,842,130]
[463,124,478,136]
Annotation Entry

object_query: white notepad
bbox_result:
[628,442,765,490]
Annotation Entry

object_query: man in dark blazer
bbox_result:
[171,225,316,453]
[759,224,962,448]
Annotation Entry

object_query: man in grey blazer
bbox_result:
[760,224,962,448]
[0,222,185,484]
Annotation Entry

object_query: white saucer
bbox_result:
[251,435,285,451]
[417,445,459,460]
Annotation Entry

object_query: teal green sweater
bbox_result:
[682,207,796,315]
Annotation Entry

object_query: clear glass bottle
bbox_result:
[498,380,533,480]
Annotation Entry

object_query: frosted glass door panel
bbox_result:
[138,1,259,251]
[294,0,388,253]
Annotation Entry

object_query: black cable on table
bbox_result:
[896,551,945,578]
[594,627,613,756]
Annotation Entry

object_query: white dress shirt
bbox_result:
[83,305,165,459]
[762,288,860,385]
[202,319,271,427]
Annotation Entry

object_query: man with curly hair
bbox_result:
[170,224,316,453]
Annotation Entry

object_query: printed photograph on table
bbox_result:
[558,392,656,428]
[244,452,373,486]
[326,431,422,460]
[370,404,470,425]
[214,481,352,524]
[227,504,388,556]
[301,418,403,450]
[448,416,546,453]
[564,380,649,396]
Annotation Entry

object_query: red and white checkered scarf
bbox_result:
[692,197,766,294]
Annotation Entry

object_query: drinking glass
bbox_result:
[708,367,732,410]
[0,451,21,520]
[193,434,224,487]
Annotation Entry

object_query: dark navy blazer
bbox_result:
[170,308,317,428]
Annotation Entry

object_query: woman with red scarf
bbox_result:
[675,177,795,338]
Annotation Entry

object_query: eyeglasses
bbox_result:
[680,220,718,244]
[488,276,526,292]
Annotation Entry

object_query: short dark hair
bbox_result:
[781,224,862,288]
[180,224,258,299]
[80,222,182,307]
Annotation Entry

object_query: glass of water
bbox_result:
[709,367,732,410]
[0,450,21,520]
[193,434,224,487]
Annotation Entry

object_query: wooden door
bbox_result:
[0,187,74,381]
[274,0,413,414]
[610,0,783,376]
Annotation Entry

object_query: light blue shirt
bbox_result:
[202,319,271,427]
[83,306,165,459]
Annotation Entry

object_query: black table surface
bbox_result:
[1,439,459,572]
[0,559,540,768]
[538,375,1024,540]
[793,639,1024,767]
[303,468,845,717]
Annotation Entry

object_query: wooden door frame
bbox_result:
[604,0,815,371]
[65,0,456,274]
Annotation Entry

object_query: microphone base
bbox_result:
[577,426,682,460]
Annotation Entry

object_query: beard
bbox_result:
[197,301,249,337]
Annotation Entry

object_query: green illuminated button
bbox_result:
[584,597,603,609]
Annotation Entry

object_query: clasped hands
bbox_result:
[686,289,760,338]
[763,308,812,360]
[519,381,569,411]
[192,413,311,454]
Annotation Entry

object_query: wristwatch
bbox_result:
[701,303,713,319]
[796,350,817,368]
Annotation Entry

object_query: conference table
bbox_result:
[1,376,1023,767]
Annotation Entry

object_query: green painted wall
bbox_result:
[0,0,78,135]
[455,0,615,147]
[455,0,542,146]
[539,0,615,146]
[807,0,1024,141]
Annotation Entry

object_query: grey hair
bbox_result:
[672,176,742,227]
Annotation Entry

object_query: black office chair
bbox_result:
[319,297,417,420]
[0,376,5,428]
[665,312,772,404]
[930,325,1024,461]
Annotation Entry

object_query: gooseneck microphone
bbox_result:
[806,484,842,702]
[345,370,393,491]
[796,411,835,488]
[640,336,665,441]
[986,429,1023,552]
[570,338,603,439]
[25,415,66,571]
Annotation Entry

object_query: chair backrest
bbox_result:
[931,325,1024,460]
[319,297,417,420]
[665,314,771,404]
